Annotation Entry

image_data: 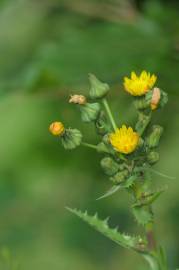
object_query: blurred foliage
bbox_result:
[0,0,179,269]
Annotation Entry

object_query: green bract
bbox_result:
[89,73,110,99]
[61,128,82,150]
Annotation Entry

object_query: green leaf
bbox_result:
[66,207,146,252]
[132,206,153,226]
[96,185,120,200]
[132,187,167,207]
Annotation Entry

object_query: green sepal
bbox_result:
[132,205,153,226]
[66,207,146,252]
[61,129,82,150]
[89,74,109,99]
[79,102,101,123]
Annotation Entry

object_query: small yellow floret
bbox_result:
[124,71,157,96]
[49,121,65,136]
[109,125,139,154]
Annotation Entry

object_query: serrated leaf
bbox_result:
[132,187,167,207]
[66,207,146,252]
[132,206,153,226]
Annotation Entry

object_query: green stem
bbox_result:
[81,142,98,150]
[102,98,117,131]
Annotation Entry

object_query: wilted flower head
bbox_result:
[124,71,157,96]
[69,94,87,105]
[109,125,139,154]
[49,121,65,136]
[150,87,161,110]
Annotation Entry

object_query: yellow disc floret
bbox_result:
[124,71,157,96]
[49,121,65,136]
[109,125,139,154]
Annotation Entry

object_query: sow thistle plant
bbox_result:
[49,70,171,270]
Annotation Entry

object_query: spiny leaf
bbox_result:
[132,206,153,226]
[132,186,167,207]
[66,207,146,252]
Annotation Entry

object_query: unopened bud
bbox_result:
[89,74,109,99]
[100,157,119,176]
[79,102,101,123]
[69,94,87,105]
[146,125,163,148]
[49,122,65,136]
[147,151,159,164]
[61,128,82,150]
[110,170,128,184]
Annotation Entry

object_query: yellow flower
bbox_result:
[124,71,157,96]
[49,121,65,136]
[109,125,139,154]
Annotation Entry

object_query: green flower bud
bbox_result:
[100,157,119,176]
[133,97,150,110]
[135,112,151,136]
[61,128,82,150]
[89,74,109,99]
[147,151,159,164]
[95,111,111,135]
[110,170,128,184]
[146,125,163,148]
[79,102,101,123]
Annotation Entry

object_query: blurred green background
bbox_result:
[0,0,178,269]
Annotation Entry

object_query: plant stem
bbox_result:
[102,98,117,131]
[81,142,98,150]
[145,222,157,251]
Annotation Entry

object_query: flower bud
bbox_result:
[79,102,101,123]
[49,122,65,136]
[89,74,109,99]
[147,151,159,164]
[133,97,150,110]
[100,157,119,176]
[145,88,168,110]
[95,111,111,135]
[61,128,82,150]
[135,112,151,136]
[110,170,128,184]
[69,94,87,105]
[146,125,163,148]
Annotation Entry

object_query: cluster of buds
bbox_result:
[49,71,168,202]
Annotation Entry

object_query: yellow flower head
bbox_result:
[49,121,65,136]
[109,125,139,154]
[124,71,157,96]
